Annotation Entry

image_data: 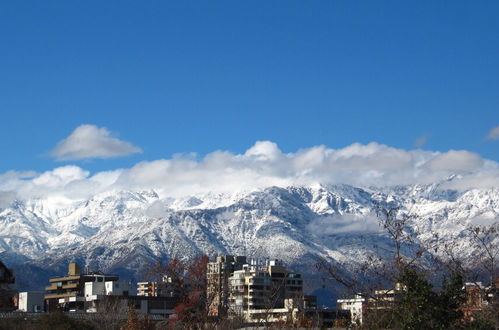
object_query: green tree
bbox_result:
[392,267,464,330]
[319,206,477,329]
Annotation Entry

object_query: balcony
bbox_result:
[44,291,78,299]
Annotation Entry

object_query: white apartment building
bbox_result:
[84,280,135,312]
[228,259,304,323]
[337,294,366,326]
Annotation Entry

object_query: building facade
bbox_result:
[83,280,135,312]
[337,294,366,326]
[44,262,119,312]
[227,259,305,323]
[137,279,175,297]
[18,291,45,313]
[206,255,247,317]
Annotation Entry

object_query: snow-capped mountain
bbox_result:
[1,183,498,302]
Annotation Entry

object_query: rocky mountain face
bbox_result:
[1,183,498,304]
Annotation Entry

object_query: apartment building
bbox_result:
[206,255,247,317]
[227,259,305,323]
[337,294,366,326]
[44,262,120,312]
[83,279,135,312]
[137,280,175,297]
[337,283,407,326]
[460,279,499,322]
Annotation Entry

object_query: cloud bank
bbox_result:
[51,124,142,161]
[2,141,499,206]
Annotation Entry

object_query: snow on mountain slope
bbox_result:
[0,183,498,294]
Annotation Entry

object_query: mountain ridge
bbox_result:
[1,183,498,303]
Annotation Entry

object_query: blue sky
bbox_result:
[1,1,498,175]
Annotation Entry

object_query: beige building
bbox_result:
[228,259,305,323]
[44,262,119,312]
[207,255,247,317]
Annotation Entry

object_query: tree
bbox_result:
[88,296,128,330]
[148,255,210,329]
[169,255,208,328]
[392,267,464,330]
[317,206,484,329]
[441,223,499,328]
[467,224,499,286]
[121,306,154,330]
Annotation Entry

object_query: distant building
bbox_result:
[488,277,499,303]
[337,294,366,326]
[207,255,247,317]
[124,295,178,317]
[44,262,120,312]
[228,259,305,323]
[137,282,156,296]
[206,256,346,326]
[44,262,178,317]
[337,283,406,327]
[84,279,135,312]
[460,281,494,322]
[137,276,176,297]
[18,291,44,313]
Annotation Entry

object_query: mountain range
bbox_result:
[1,181,498,305]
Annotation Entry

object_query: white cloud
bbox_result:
[440,169,499,191]
[486,126,499,140]
[51,124,142,161]
[1,141,499,207]
[32,166,89,187]
[307,214,380,235]
[424,150,484,172]
[244,141,282,160]
[0,191,16,208]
